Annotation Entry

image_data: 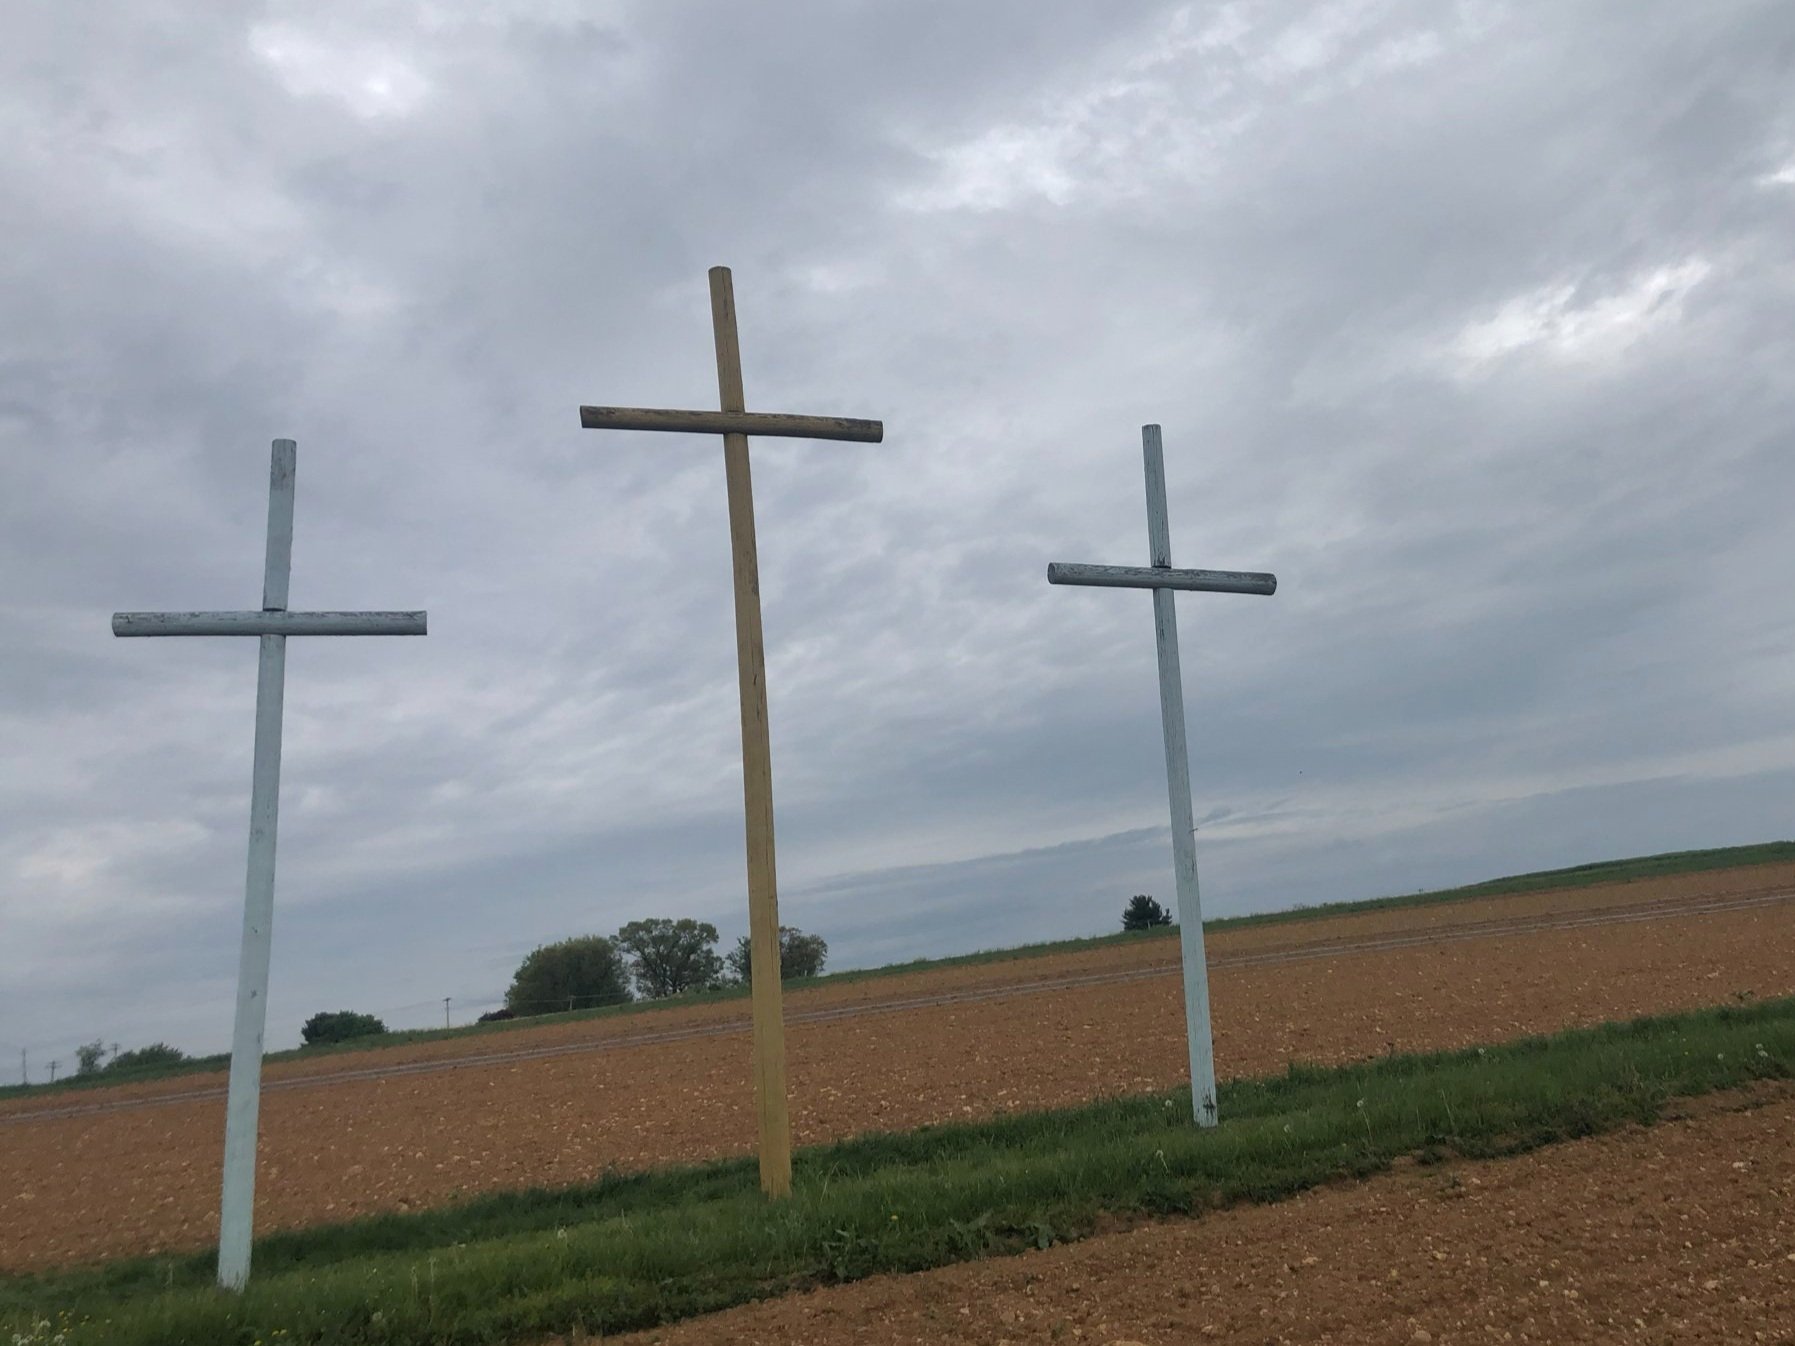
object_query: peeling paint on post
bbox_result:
[112,440,426,1289]
[1048,424,1278,1127]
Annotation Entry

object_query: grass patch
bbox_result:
[5,996,1793,1344]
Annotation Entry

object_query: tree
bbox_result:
[1122,894,1173,931]
[106,1043,187,1074]
[74,1039,107,1076]
[300,1010,388,1046]
[505,935,632,1016]
[616,918,724,999]
[726,926,829,987]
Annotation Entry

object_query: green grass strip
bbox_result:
[6,839,1788,1104]
[5,996,1793,1345]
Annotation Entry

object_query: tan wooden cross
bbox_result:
[581,266,882,1197]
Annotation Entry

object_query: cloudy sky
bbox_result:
[3,1,1792,1066]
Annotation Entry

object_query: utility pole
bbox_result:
[443,997,451,1029]
[19,1048,24,1085]
[48,1059,58,1083]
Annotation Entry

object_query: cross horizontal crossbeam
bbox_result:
[579,406,883,441]
[1047,562,1276,595]
[113,612,427,637]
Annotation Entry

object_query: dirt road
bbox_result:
[2,862,1791,1272]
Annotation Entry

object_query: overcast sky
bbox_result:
[3,1,1792,1066]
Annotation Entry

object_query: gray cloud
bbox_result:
[2,1,1792,1065]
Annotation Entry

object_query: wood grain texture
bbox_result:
[709,265,794,1199]
[579,406,882,442]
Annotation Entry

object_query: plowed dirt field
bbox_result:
[612,1081,1795,1345]
[3,863,1792,1272]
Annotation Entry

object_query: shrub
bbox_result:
[1122,895,1173,931]
[505,935,632,1016]
[105,1043,188,1074]
[726,926,829,986]
[300,1011,389,1047]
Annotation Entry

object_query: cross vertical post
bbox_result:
[113,439,426,1287]
[709,268,792,1195]
[1143,425,1217,1124]
[580,266,882,1198]
[218,439,295,1290]
[1048,424,1277,1127]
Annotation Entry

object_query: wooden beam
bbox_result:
[580,406,883,442]
[709,265,794,1200]
[113,611,428,637]
[1047,562,1276,595]
[1141,425,1217,1127]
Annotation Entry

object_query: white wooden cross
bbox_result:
[113,439,426,1289]
[1048,424,1276,1127]
[581,266,881,1198]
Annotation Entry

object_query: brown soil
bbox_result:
[2,863,1791,1273]
[611,1083,1795,1345]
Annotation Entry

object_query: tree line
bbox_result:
[300,919,829,1045]
[65,1039,190,1078]
[491,919,827,1020]
[49,896,1162,1069]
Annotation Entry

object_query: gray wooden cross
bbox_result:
[581,266,881,1199]
[113,439,426,1289]
[1048,424,1277,1127]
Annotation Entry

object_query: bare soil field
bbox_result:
[2,862,1791,1273]
[612,1081,1795,1345]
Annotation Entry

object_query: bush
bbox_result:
[105,1043,187,1074]
[616,918,724,998]
[725,926,829,987]
[505,935,633,1016]
[476,1007,516,1024]
[1122,895,1173,931]
[300,1011,389,1047]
